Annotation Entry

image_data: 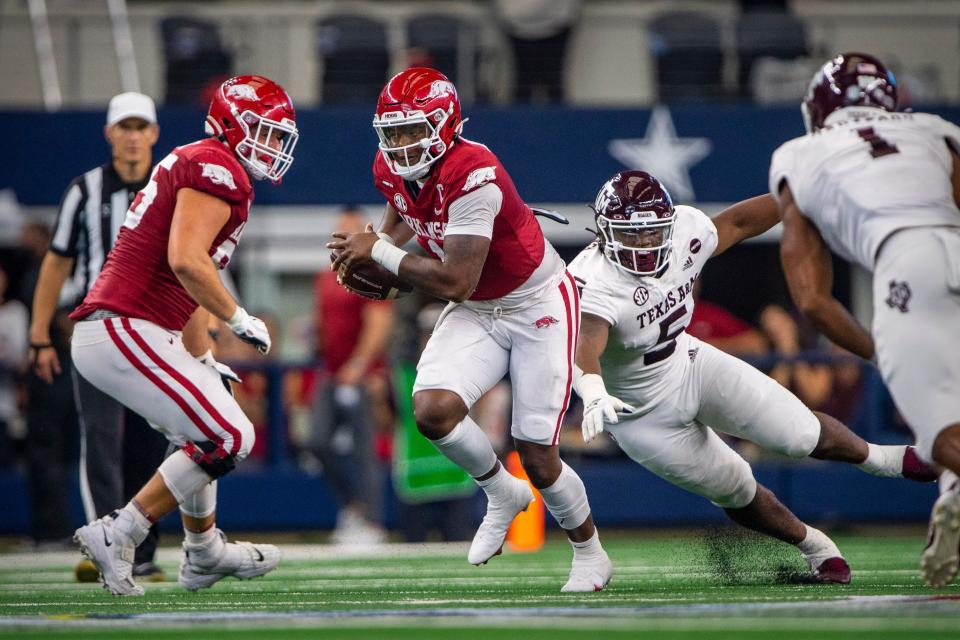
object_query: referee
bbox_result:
[28,93,169,581]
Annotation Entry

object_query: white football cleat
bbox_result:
[468,475,534,565]
[74,515,144,596]
[561,552,613,592]
[179,530,281,591]
[921,490,960,588]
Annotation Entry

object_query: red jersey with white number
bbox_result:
[71,138,252,330]
[373,137,546,300]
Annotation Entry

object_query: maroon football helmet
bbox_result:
[802,52,898,133]
[205,75,298,183]
[592,171,676,276]
[373,67,463,180]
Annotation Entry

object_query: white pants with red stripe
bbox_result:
[71,317,253,460]
[413,271,579,446]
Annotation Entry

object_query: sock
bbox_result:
[113,502,151,546]
[476,462,511,497]
[432,416,498,479]
[540,462,592,530]
[796,525,839,558]
[570,530,606,563]
[184,522,219,547]
[857,443,903,478]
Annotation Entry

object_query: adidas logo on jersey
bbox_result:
[681,256,694,270]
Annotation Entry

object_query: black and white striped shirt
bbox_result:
[50,162,149,307]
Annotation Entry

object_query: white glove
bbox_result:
[574,372,636,444]
[197,349,241,393]
[227,306,271,355]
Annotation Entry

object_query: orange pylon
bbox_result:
[505,450,545,552]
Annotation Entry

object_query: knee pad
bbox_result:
[180,480,217,518]
[158,449,215,504]
[707,457,757,509]
[183,440,238,479]
[539,461,592,530]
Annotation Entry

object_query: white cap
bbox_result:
[106,92,157,127]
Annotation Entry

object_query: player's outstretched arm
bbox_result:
[711,193,781,257]
[575,312,610,376]
[777,182,875,360]
[573,313,634,443]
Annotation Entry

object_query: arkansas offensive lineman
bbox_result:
[328,68,611,591]
[69,75,298,596]
[770,53,960,587]
[569,171,936,584]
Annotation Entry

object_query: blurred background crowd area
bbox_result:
[2,0,959,109]
[0,0,954,543]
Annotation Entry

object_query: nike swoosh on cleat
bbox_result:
[254,549,264,562]
[102,528,112,547]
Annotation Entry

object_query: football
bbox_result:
[330,253,412,300]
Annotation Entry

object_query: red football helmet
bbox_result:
[592,171,676,277]
[802,53,898,133]
[205,75,299,183]
[373,67,463,180]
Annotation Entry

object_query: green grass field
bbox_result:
[1,529,958,639]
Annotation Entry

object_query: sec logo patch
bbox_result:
[633,286,649,306]
[689,238,702,254]
[393,193,408,213]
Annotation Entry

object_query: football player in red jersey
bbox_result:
[69,75,298,596]
[328,68,612,592]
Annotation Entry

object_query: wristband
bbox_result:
[371,238,408,276]
[196,349,215,366]
[573,372,607,403]
[227,306,246,328]
[29,342,53,349]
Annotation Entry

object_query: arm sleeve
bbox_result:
[49,181,85,257]
[444,183,502,238]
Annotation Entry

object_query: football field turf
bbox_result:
[1,530,958,639]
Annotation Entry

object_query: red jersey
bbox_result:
[72,138,252,330]
[373,138,545,300]
[314,270,391,374]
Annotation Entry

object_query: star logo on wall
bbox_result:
[607,107,712,201]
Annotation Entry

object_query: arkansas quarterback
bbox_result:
[770,53,960,587]
[328,67,611,592]
[569,170,937,584]
[70,75,298,596]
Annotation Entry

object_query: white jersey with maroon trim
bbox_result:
[567,205,718,411]
[72,138,252,331]
[770,107,960,270]
[373,137,559,301]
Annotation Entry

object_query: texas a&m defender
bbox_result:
[770,52,960,587]
[570,170,937,584]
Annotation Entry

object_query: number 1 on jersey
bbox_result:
[856,127,899,158]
